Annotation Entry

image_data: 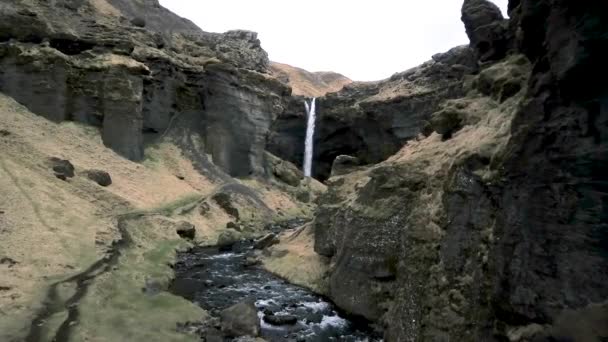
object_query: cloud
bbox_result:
[159,0,508,81]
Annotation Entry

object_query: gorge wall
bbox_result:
[0,0,291,179]
[312,0,608,341]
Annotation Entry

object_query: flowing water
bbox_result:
[171,243,382,342]
[303,98,316,177]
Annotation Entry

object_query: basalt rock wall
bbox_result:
[313,0,608,341]
[0,0,288,178]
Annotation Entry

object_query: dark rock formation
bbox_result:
[312,0,608,341]
[220,300,261,337]
[0,0,288,177]
[268,45,478,180]
[83,169,112,187]
[461,0,513,62]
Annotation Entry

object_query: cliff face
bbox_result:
[313,0,608,341]
[0,0,288,177]
[268,45,479,180]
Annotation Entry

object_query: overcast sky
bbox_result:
[159,0,508,81]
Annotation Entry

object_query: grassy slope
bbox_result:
[0,92,307,341]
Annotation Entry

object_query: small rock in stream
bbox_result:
[263,313,298,326]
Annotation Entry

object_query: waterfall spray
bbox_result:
[303,98,316,177]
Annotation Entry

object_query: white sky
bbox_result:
[159,0,508,81]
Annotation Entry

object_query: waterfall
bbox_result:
[303,98,316,177]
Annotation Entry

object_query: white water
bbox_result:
[303,98,316,177]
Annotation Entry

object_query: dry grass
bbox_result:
[262,224,330,294]
[270,62,352,97]
[0,93,216,340]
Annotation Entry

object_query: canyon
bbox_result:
[0,0,606,341]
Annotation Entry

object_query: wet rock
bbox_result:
[83,169,112,187]
[216,229,243,251]
[176,221,196,240]
[49,157,74,179]
[220,300,261,337]
[330,155,360,177]
[263,313,298,326]
[253,233,279,250]
[304,312,324,324]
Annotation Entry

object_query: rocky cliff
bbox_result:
[0,0,291,178]
[312,0,608,341]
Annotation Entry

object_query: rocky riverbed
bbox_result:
[171,244,382,342]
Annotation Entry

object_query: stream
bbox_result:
[171,243,382,342]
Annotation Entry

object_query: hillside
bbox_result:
[269,62,352,97]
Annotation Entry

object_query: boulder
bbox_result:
[253,233,279,250]
[175,221,196,240]
[216,229,243,251]
[49,157,74,180]
[83,169,112,187]
[220,300,261,337]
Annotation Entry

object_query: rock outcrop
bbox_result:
[268,45,478,180]
[0,0,288,177]
[312,0,608,341]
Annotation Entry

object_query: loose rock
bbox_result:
[83,169,112,187]
[49,157,75,179]
[176,221,196,240]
